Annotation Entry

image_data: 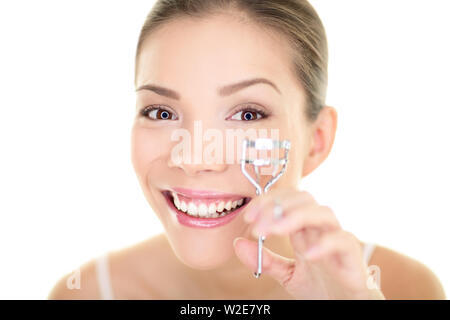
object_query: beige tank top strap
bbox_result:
[95,252,114,300]
[363,242,376,265]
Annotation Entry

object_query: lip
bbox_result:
[161,190,251,228]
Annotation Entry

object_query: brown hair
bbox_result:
[134,0,328,123]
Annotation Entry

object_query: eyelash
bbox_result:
[139,104,269,121]
[230,105,269,121]
[139,105,178,121]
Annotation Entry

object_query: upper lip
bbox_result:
[168,187,250,200]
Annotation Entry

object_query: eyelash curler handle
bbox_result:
[240,138,290,279]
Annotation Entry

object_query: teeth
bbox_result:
[208,203,216,214]
[187,202,197,215]
[173,193,180,208]
[169,192,246,218]
[198,204,208,217]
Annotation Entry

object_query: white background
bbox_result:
[0,0,448,299]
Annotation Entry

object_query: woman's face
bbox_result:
[132,14,312,270]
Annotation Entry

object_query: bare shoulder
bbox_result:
[106,233,176,299]
[47,258,101,300]
[361,241,446,300]
[103,233,182,300]
[48,235,169,300]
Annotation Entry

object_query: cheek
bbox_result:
[131,125,169,176]
[277,124,307,187]
[286,131,309,184]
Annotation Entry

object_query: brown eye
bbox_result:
[155,109,171,120]
[141,106,178,120]
[230,108,265,121]
[242,111,257,120]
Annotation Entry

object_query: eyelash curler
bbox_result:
[240,138,291,278]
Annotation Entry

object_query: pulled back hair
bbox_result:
[135,0,328,123]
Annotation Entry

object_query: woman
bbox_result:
[48,0,446,300]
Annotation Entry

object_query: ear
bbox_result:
[302,106,338,178]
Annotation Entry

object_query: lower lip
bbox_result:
[162,191,249,228]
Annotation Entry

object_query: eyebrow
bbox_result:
[135,77,281,100]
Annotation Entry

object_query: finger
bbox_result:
[299,230,371,295]
[261,205,341,236]
[248,191,317,236]
[233,237,296,287]
[251,198,314,237]
[290,226,322,254]
[244,189,315,224]
[289,227,322,261]
[304,230,363,270]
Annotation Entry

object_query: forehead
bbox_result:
[136,14,298,98]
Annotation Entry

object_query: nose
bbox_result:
[167,123,229,177]
[168,147,228,176]
[169,159,228,177]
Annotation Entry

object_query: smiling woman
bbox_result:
[47,0,446,300]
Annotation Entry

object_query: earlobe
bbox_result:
[301,106,338,178]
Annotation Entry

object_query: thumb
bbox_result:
[233,237,296,286]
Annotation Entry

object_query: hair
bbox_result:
[134,0,328,123]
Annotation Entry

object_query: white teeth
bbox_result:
[173,193,180,208]
[169,192,247,218]
[198,204,208,217]
[208,203,216,214]
[187,202,197,215]
[174,198,180,208]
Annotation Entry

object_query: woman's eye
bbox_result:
[230,108,266,121]
[140,106,177,120]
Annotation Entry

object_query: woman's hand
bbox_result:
[233,187,385,300]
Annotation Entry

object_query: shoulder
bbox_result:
[107,237,164,299]
[104,234,172,299]
[114,233,181,299]
[47,257,101,300]
[47,236,165,300]
[363,242,446,300]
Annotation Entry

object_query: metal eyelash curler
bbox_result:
[240,138,291,278]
